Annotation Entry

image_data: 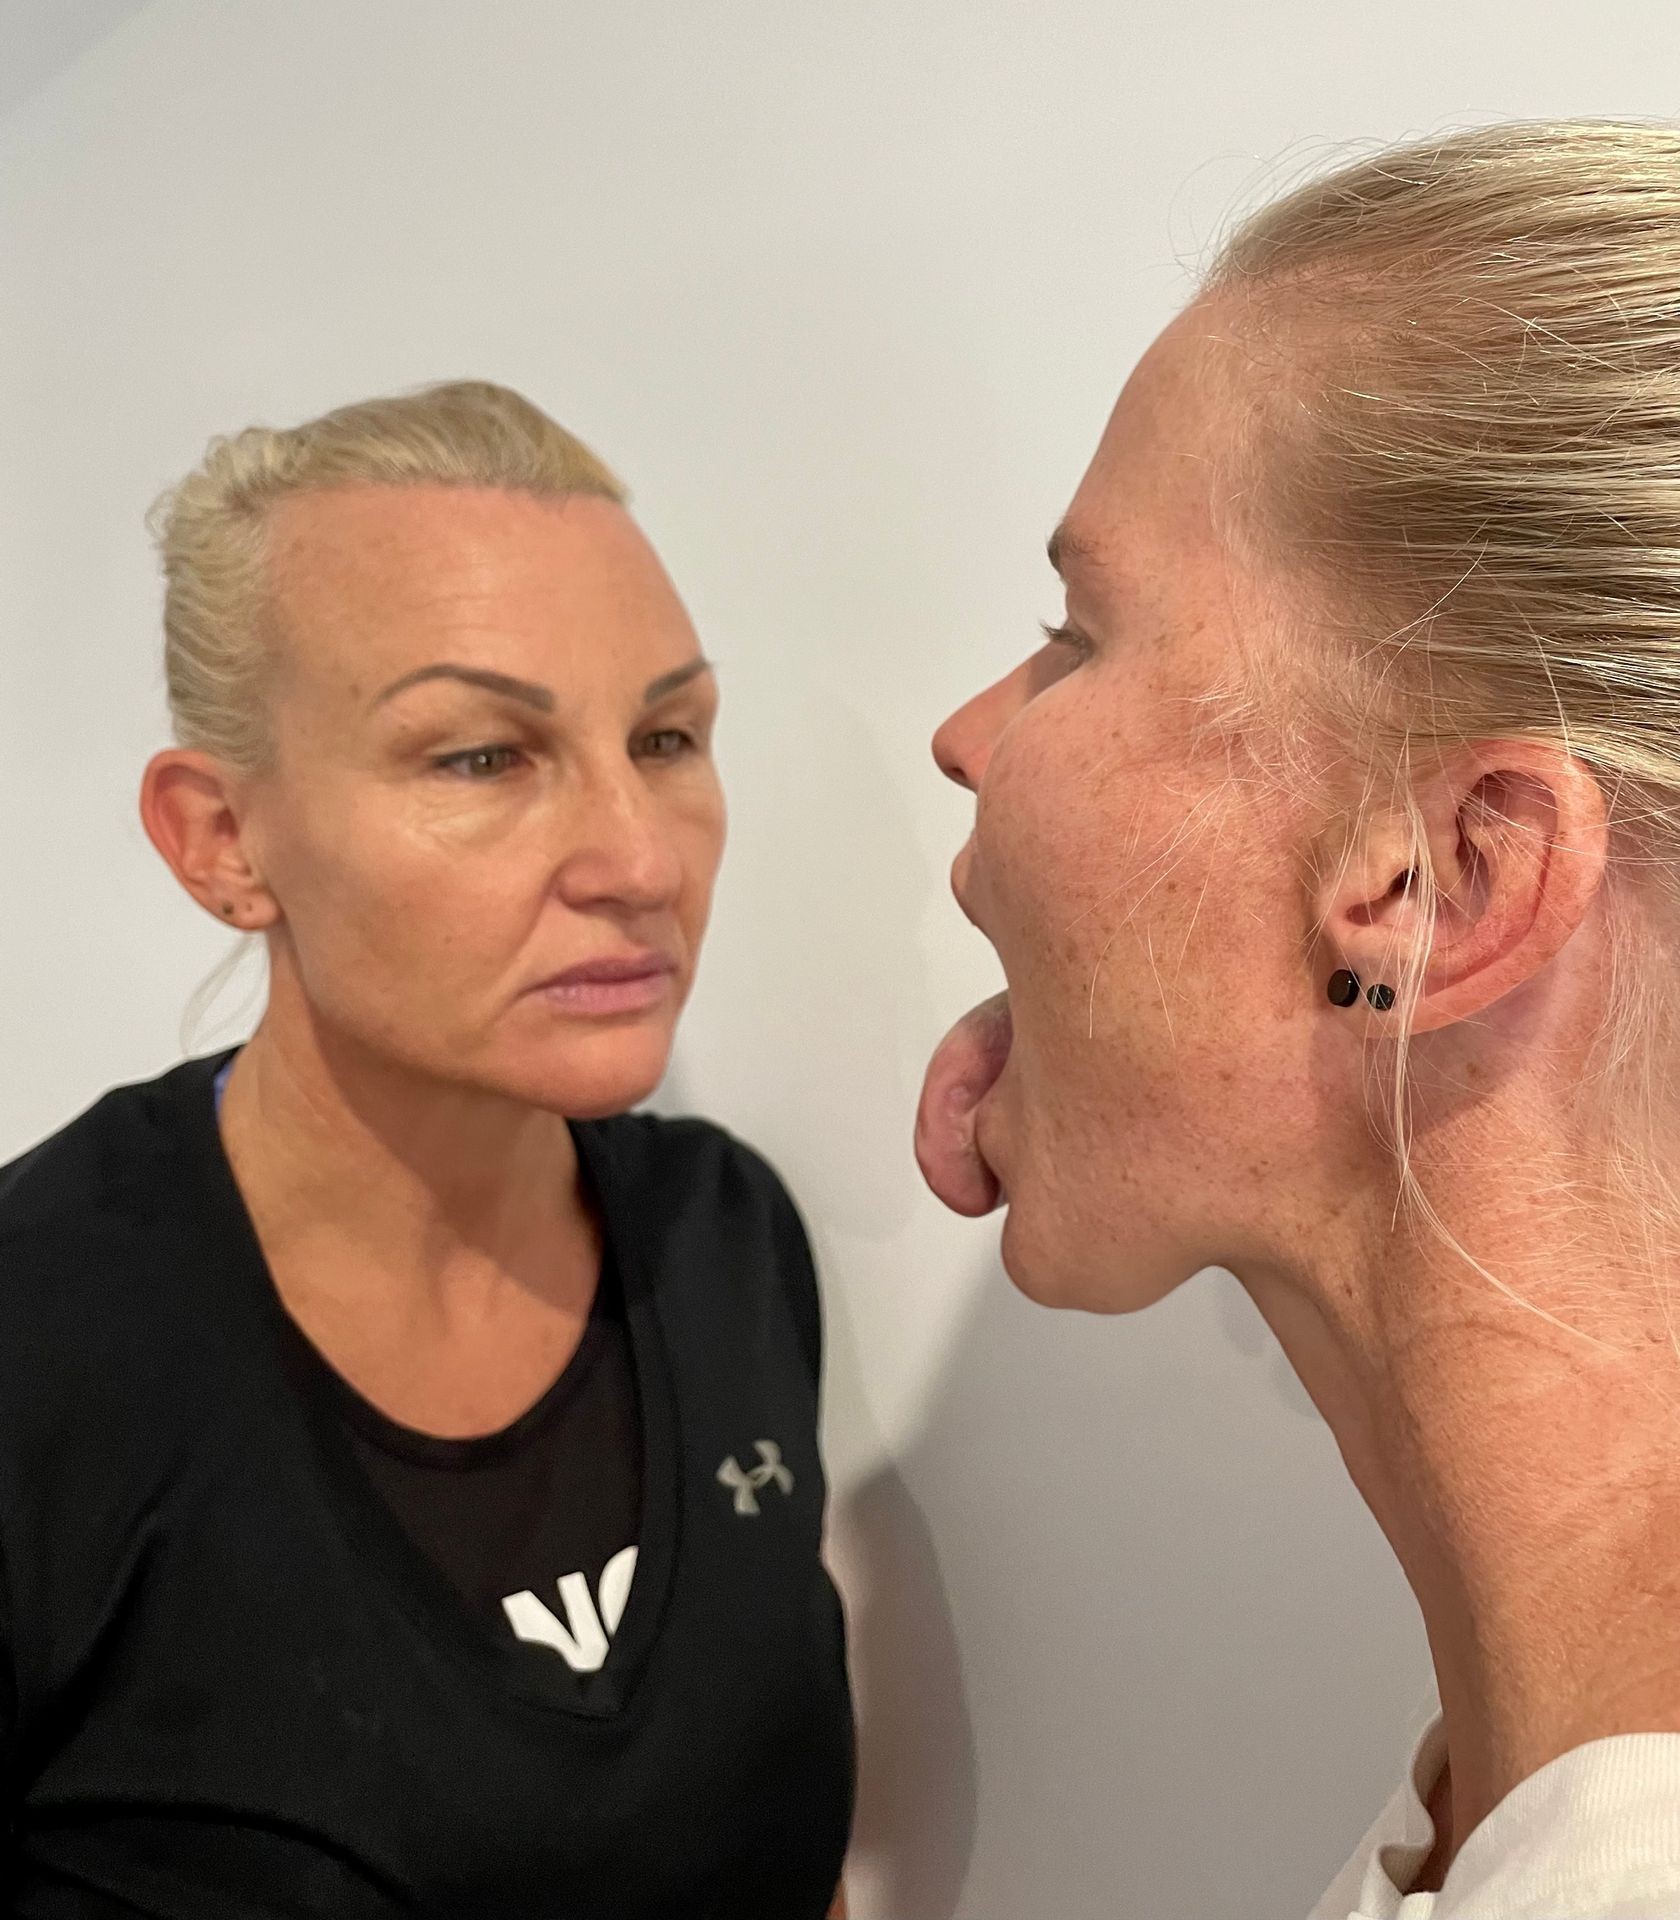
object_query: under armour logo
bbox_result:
[717,1440,794,1516]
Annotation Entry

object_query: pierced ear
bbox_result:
[139,750,277,929]
[1321,742,1609,1034]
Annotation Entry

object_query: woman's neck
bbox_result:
[1245,1150,1680,1887]
[218,1010,588,1307]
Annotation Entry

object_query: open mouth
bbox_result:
[914,991,1013,1216]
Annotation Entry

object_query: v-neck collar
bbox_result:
[165,1047,682,1722]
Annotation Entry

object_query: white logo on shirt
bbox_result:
[501,1543,637,1673]
[717,1439,794,1516]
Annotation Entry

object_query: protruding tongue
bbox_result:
[915,992,1012,1216]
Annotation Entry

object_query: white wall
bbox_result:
[2,4,1671,1914]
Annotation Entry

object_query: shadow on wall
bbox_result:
[838,1248,1429,1920]
[842,1450,980,1920]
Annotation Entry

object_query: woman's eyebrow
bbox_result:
[371,657,715,712]
[371,663,555,712]
[644,659,715,703]
[1046,520,1102,580]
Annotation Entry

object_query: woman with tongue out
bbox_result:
[919,121,1680,1920]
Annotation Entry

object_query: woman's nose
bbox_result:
[559,771,685,912]
[933,676,1013,793]
[931,711,971,790]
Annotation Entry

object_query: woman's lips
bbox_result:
[531,954,678,1018]
[915,991,1012,1216]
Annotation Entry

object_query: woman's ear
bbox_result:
[1320,741,1609,1034]
[139,750,278,929]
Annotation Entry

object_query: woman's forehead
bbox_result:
[263,487,685,687]
[1066,324,1251,607]
[268,486,638,604]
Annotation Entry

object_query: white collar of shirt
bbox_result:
[1310,1707,1680,1919]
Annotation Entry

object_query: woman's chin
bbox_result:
[998,1216,1096,1311]
[511,1028,676,1120]
[998,1201,1183,1315]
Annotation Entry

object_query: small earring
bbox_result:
[1366,982,1396,1011]
[1327,968,1361,1007]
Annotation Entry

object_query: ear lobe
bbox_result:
[140,750,271,926]
[1328,744,1609,1035]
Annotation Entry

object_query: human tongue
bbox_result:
[914,992,1012,1217]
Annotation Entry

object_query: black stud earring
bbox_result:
[1327,968,1361,1007]
[1366,983,1396,1011]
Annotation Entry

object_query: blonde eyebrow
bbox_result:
[1046,520,1103,579]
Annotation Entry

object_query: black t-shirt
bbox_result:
[290,1243,640,1680]
[0,1051,854,1918]
[213,1059,647,1676]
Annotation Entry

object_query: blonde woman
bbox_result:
[0,385,853,1917]
[919,121,1680,1918]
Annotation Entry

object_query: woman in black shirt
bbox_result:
[0,381,854,1918]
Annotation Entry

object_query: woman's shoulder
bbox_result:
[1,1059,191,1240]
[1311,1712,1680,1920]
[583,1109,822,1375]
[0,1062,225,1500]
[0,1054,209,1312]
[1429,1733,1680,1919]
[582,1107,807,1226]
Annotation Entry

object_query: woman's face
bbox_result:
[922,304,1338,1311]
[241,485,725,1117]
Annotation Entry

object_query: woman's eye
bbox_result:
[639,728,695,760]
[1040,619,1093,663]
[434,745,524,779]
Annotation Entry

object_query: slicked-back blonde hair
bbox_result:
[1205,120,1680,1303]
[150,380,626,775]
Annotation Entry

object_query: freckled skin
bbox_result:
[930,302,1680,1885]
[936,307,1345,1310]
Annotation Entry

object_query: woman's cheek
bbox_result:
[983,746,1125,965]
[975,711,1071,905]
